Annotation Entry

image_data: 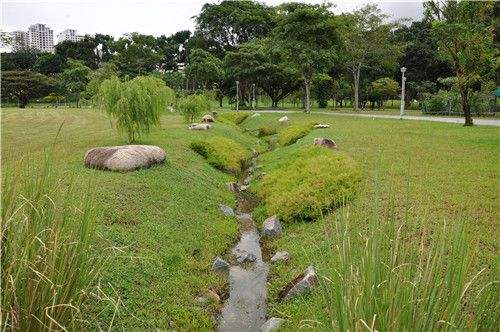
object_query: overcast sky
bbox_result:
[2,0,423,39]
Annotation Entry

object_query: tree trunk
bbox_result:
[19,97,28,108]
[353,65,360,111]
[459,84,473,126]
[304,77,311,113]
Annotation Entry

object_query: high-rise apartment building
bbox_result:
[57,29,84,44]
[10,30,29,51]
[27,23,54,52]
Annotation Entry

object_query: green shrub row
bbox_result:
[254,146,362,222]
[190,136,251,174]
[277,122,315,146]
[218,111,252,125]
[257,125,278,137]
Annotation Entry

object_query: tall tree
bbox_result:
[156,30,191,70]
[186,48,224,89]
[340,4,402,110]
[111,33,162,77]
[272,3,341,113]
[61,59,91,107]
[83,62,118,100]
[1,71,56,108]
[55,36,100,69]
[32,53,65,75]
[1,50,39,71]
[427,0,495,126]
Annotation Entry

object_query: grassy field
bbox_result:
[2,107,498,329]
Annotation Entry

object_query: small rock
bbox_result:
[243,175,252,185]
[313,137,337,149]
[314,123,330,128]
[262,215,282,237]
[212,256,230,273]
[219,204,235,216]
[271,251,290,263]
[279,266,318,300]
[251,113,261,117]
[202,114,215,123]
[226,182,240,193]
[234,249,257,263]
[260,317,285,332]
[189,123,211,130]
[236,213,253,223]
[278,116,289,123]
[239,185,249,191]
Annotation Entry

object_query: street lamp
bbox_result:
[400,67,406,119]
[252,83,256,110]
[236,80,240,112]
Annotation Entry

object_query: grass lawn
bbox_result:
[2,107,498,329]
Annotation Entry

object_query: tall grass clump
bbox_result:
[1,156,98,331]
[254,146,362,222]
[316,202,499,331]
[218,111,251,125]
[177,94,211,123]
[190,136,251,174]
[98,75,174,143]
[277,122,315,146]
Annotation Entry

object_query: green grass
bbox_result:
[190,135,251,174]
[277,122,315,146]
[1,107,257,330]
[217,111,252,125]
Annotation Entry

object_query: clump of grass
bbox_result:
[1,155,98,330]
[218,112,251,125]
[257,125,277,137]
[254,146,362,222]
[277,122,315,146]
[190,136,251,174]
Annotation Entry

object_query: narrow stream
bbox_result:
[218,155,269,332]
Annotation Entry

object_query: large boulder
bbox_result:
[278,266,318,300]
[202,114,215,123]
[313,137,337,149]
[84,145,165,172]
[262,215,282,237]
[189,123,211,130]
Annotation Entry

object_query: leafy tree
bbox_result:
[195,0,275,51]
[428,0,495,126]
[55,36,100,69]
[313,74,334,108]
[98,76,174,142]
[83,62,118,100]
[32,53,65,75]
[111,33,162,77]
[332,78,352,107]
[154,71,186,91]
[366,77,399,109]
[93,34,115,64]
[156,30,191,70]
[1,50,39,71]
[177,94,211,123]
[186,48,224,89]
[1,71,56,108]
[340,4,402,110]
[61,60,91,107]
[272,3,341,113]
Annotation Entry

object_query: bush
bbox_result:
[1,156,98,330]
[277,122,315,146]
[257,125,277,137]
[218,111,251,125]
[98,75,174,143]
[190,136,251,174]
[177,94,211,123]
[254,146,362,222]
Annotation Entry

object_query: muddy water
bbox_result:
[218,157,269,332]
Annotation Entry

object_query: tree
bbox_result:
[313,74,334,108]
[186,48,224,89]
[332,78,352,107]
[98,76,174,142]
[55,36,100,69]
[366,77,399,109]
[83,62,118,100]
[32,53,65,75]
[340,4,402,110]
[428,0,495,126]
[177,94,211,123]
[1,50,39,71]
[61,60,91,107]
[1,71,56,108]
[111,33,162,77]
[272,3,341,113]
[156,30,191,71]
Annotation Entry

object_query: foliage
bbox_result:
[190,136,250,174]
[0,50,38,71]
[177,94,211,123]
[32,53,65,75]
[61,59,92,107]
[313,73,333,108]
[160,71,186,90]
[218,111,251,125]
[1,71,56,108]
[156,30,191,70]
[367,77,399,108]
[83,62,118,100]
[55,36,102,69]
[277,122,315,146]
[98,75,174,142]
[254,146,361,222]
[186,48,224,88]
[257,125,277,137]
[1,155,97,331]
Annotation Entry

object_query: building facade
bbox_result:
[57,29,84,44]
[10,30,29,51]
[27,23,54,52]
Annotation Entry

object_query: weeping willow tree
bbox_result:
[98,76,174,143]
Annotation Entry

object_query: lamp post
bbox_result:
[400,67,406,119]
[252,83,256,110]
[236,80,239,111]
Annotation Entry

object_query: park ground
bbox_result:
[1,107,498,329]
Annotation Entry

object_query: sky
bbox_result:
[2,0,424,39]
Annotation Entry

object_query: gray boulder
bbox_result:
[262,215,282,237]
[278,266,318,300]
[260,317,285,332]
[226,182,240,193]
[212,256,230,273]
[202,114,215,123]
[189,123,211,130]
[84,145,165,172]
[219,204,235,216]
[271,251,290,263]
[313,137,337,149]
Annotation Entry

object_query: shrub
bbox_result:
[277,122,315,146]
[177,94,211,123]
[190,136,251,174]
[1,156,98,330]
[218,112,251,125]
[257,125,277,137]
[98,75,174,143]
[254,146,362,222]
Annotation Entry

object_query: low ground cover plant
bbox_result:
[177,94,211,123]
[277,122,316,146]
[257,125,277,137]
[218,111,251,125]
[190,136,251,174]
[254,146,362,222]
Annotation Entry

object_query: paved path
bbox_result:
[255,110,500,127]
